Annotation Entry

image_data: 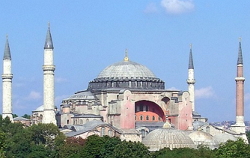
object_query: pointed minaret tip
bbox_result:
[3,35,11,60]
[188,44,194,69]
[44,23,54,49]
[124,49,129,62]
[237,37,243,65]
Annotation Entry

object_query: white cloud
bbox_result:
[161,0,194,14]
[195,86,214,99]
[244,93,250,102]
[166,87,179,91]
[26,91,42,100]
[144,3,158,13]
[55,77,68,83]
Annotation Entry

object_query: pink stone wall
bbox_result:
[120,100,135,129]
[178,101,193,130]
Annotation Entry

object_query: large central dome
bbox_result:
[97,60,156,79]
[88,55,165,90]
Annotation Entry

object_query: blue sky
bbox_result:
[0,0,250,122]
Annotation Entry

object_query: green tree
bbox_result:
[111,140,151,158]
[246,131,250,144]
[29,123,65,149]
[22,114,31,119]
[57,137,87,158]
[80,135,109,158]
[12,114,18,118]
[151,147,197,158]
[215,138,250,158]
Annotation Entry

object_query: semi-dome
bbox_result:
[142,128,195,151]
[189,131,219,149]
[88,55,165,90]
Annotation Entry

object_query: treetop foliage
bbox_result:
[0,116,249,158]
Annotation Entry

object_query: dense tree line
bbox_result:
[0,116,250,158]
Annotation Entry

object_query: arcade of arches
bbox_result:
[135,100,165,122]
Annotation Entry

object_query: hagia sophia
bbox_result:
[2,25,248,150]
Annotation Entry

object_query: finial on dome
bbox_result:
[124,49,129,62]
[163,122,171,128]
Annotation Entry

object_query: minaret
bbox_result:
[187,44,195,111]
[2,36,13,121]
[232,38,245,134]
[42,24,56,124]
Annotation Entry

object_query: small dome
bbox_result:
[97,60,156,79]
[33,105,44,112]
[142,128,195,151]
[189,131,219,149]
[33,105,57,112]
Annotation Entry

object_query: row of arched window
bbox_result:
[135,115,162,121]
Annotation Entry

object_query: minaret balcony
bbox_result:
[187,79,195,84]
[2,74,13,79]
[43,65,55,71]
[235,77,245,81]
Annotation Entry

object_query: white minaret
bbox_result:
[2,36,13,121]
[42,24,56,124]
[187,44,195,111]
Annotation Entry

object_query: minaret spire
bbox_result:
[42,24,56,124]
[44,23,54,49]
[2,35,13,121]
[3,35,11,60]
[187,44,195,111]
[237,37,243,65]
[188,44,194,69]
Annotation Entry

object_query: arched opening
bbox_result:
[135,100,165,122]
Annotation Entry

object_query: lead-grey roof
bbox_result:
[97,60,156,79]
[65,120,121,137]
[237,41,243,65]
[66,91,96,100]
[13,116,30,121]
[44,25,54,49]
[3,38,11,60]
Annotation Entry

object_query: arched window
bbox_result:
[152,116,155,121]
[141,129,146,138]
[146,116,149,120]
[140,115,143,121]
[108,130,113,137]
[101,127,105,136]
